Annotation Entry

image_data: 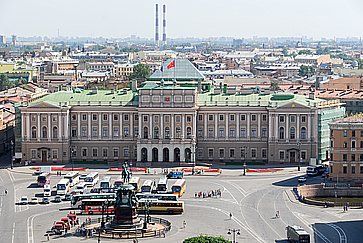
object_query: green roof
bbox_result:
[197,90,322,108]
[140,81,197,90]
[32,89,137,107]
[149,58,205,81]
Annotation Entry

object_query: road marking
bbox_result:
[210,181,239,204]
[12,222,15,243]
[223,180,246,196]
[7,170,15,183]
[327,223,348,243]
[28,209,59,243]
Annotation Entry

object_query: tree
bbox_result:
[270,80,280,91]
[0,74,10,91]
[129,64,150,81]
[298,49,313,55]
[299,65,315,77]
[184,235,230,243]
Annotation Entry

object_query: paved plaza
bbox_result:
[0,167,362,243]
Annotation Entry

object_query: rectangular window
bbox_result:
[241,148,246,158]
[352,141,356,149]
[218,127,225,138]
[113,114,119,121]
[229,128,236,138]
[198,114,203,121]
[343,154,347,161]
[82,148,87,157]
[164,115,170,123]
[290,115,296,123]
[279,115,285,123]
[113,127,119,137]
[343,142,348,148]
[103,114,108,121]
[361,130,363,137]
[240,114,246,121]
[186,116,192,123]
[197,128,203,138]
[197,148,203,158]
[301,151,307,160]
[208,128,214,138]
[240,128,247,138]
[360,154,363,161]
[135,114,139,121]
[352,130,356,137]
[124,114,129,121]
[261,128,267,138]
[251,148,257,158]
[343,130,347,137]
[262,148,267,158]
[102,127,108,137]
[175,115,181,123]
[31,149,37,159]
[360,166,363,174]
[124,127,129,137]
[113,148,119,157]
[229,148,235,158]
[71,128,77,138]
[219,114,224,121]
[352,166,356,174]
[52,115,57,122]
[92,126,98,137]
[143,115,148,122]
[208,115,214,121]
[102,148,108,157]
[123,147,129,157]
[251,128,257,138]
[361,141,363,148]
[230,114,235,121]
[52,149,58,159]
[352,154,356,161]
[343,166,347,174]
[92,148,98,157]
[81,126,87,137]
[208,148,214,158]
[219,148,225,158]
[262,114,267,122]
[251,114,256,121]
[92,114,97,121]
[82,114,87,121]
[279,151,285,160]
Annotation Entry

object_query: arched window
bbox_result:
[53,126,58,139]
[186,127,192,139]
[153,127,159,139]
[185,148,192,162]
[141,148,148,162]
[279,127,285,140]
[301,127,307,139]
[143,127,148,139]
[42,126,47,138]
[31,126,37,139]
[290,127,296,139]
[152,148,158,162]
[164,127,170,139]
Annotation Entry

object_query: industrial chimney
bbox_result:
[162,4,166,44]
[155,4,159,44]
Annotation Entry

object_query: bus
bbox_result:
[286,225,310,243]
[171,179,186,197]
[64,172,80,187]
[306,165,326,177]
[138,199,184,214]
[100,176,112,189]
[71,192,115,208]
[135,193,178,202]
[141,180,155,193]
[84,172,99,186]
[113,176,123,189]
[129,177,141,192]
[79,199,115,211]
[57,179,71,195]
[37,173,51,187]
[156,177,168,192]
[82,205,115,215]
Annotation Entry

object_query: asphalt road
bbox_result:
[0,167,362,243]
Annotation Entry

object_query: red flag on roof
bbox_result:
[166,59,175,69]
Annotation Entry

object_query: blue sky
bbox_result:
[0,0,362,39]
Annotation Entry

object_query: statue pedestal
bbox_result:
[111,205,143,229]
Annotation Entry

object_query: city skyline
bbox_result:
[1,0,363,39]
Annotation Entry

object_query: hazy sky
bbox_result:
[1,0,363,39]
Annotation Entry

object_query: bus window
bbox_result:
[171,179,186,197]
[141,180,155,193]
[156,177,168,192]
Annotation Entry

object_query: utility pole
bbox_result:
[227,229,240,243]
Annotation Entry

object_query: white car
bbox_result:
[20,196,28,205]
[298,176,307,183]
[29,197,39,205]
[43,184,51,197]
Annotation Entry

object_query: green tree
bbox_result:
[129,64,150,81]
[299,65,315,77]
[0,74,10,91]
[270,80,280,91]
[298,49,313,55]
[184,235,230,243]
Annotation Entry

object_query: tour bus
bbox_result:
[64,172,80,187]
[135,193,178,202]
[71,192,115,208]
[100,176,112,189]
[113,176,123,189]
[286,225,310,243]
[138,198,184,214]
[156,177,168,192]
[37,172,51,187]
[80,199,115,212]
[306,165,326,177]
[82,205,115,215]
[141,180,155,193]
[171,179,186,197]
[57,179,71,195]
[84,172,99,186]
[129,177,141,192]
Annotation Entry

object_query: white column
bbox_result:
[58,113,62,141]
[171,115,174,139]
[26,113,30,141]
[225,113,229,139]
[214,114,218,138]
[21,113,25,140]
[204,114,208,138]
[109,113,112,139]
[98,113,102,139]
[247,113,250,138]
[37,114,41,141]
[269,114,273,139]
[158,147,163,162]
[149,115,153,138]
[257,114,261,138]
[181,115,185,139]
[180,145,185,162]
[77,113,81,138]
[307,114,311,139]
[138,114,142,139]
[88,113,91,139]
[65,112,69,139]
[147,146,152,162]
[296,114,300,140]
[160,114,164,138]
[130,113,134,138]
[275,114,278,139]
[120,113,123,137]
[193,113,197,140]
[48,114,51,141]
[286,114,289,140]
[236,113,240,139]
[137,146,141,162]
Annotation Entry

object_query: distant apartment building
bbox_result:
[294,54,331,66]
[86,62,114,74]
[114,63,136,80]
[329,115,363,182]
[17,59,345,166]
[0,35,6,45]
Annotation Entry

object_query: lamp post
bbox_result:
[10,140,14,169]
[70,146,74,171]
[243,146,247,176]
[143,200,150,229]
[227,228,240,243]
[297,141,301,171]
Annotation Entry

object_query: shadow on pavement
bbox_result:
[313,220,363,243]
[272,175,300,187]
[275,240,289,243]
[27,183,40,188]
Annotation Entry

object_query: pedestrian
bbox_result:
[183,220,187,228]
[229,212,233,219]
[47,233,50,241]
[276,210,280,218]
[5,189,7,195]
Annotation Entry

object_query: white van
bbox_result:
[43,184,51,197]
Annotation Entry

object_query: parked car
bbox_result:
[20,196,28,205]
[41,197,50,204]
[79,174,88,181]
[32,170,43,176]
[62,194,72,201]
[29,197,39,205]
[298,176,307,183]
[54,195,62,203]
[166,171,184,179]
[43,184,51,197]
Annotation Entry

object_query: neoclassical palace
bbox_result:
[16,59,345,166]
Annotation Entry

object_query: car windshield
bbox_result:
[57,184,66,190]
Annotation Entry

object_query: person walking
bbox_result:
[229,212,233,219]
[276,210,280,218]
[183,220,187,229]
[5,189,7,195]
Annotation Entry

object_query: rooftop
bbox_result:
[331,114,363,124]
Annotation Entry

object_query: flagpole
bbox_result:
[173,58,176,84]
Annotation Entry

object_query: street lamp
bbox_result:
[10,140,14,169]
[70,146,74,171]
[143,200,150,229]
[243,162,247,176]
[297,141,301,171]
[243,146,247,176]
[227,228,241,243]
